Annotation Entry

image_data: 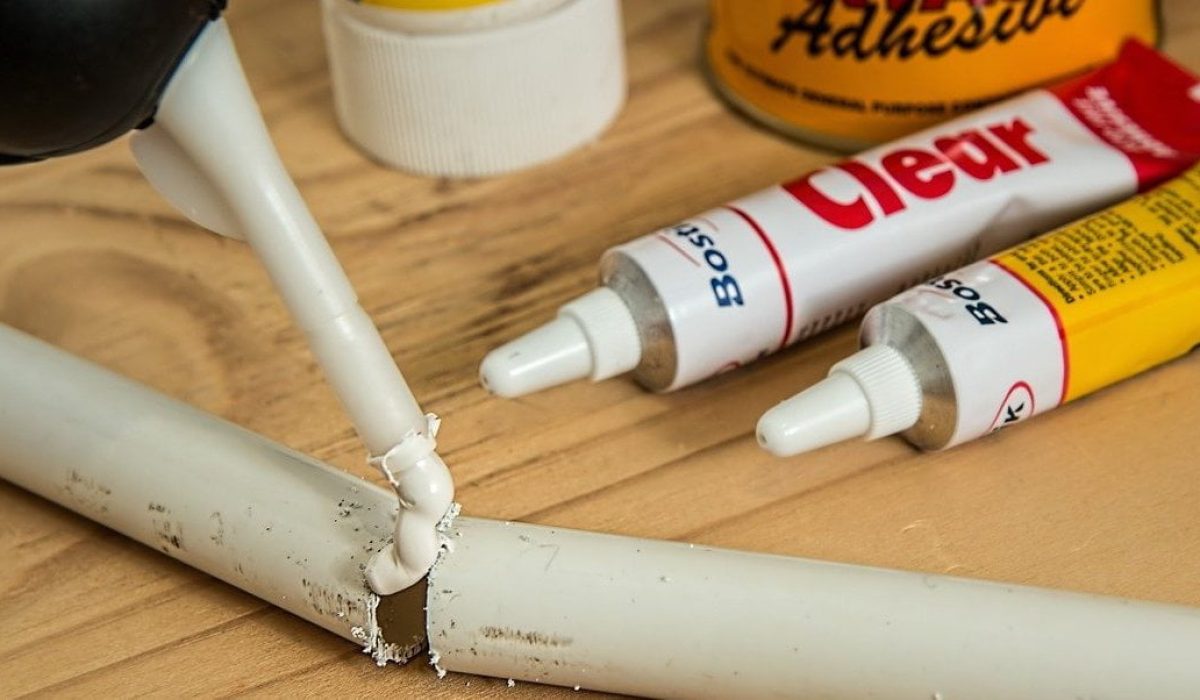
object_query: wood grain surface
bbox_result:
[3,1,1199,696]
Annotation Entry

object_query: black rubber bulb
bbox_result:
[0,0,226,165]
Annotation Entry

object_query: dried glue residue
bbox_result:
[430,650,448,679]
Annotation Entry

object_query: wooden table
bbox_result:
[2,1,1199,696]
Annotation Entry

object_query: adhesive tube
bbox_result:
[480,41,1200,397]
[757,165,1200,457]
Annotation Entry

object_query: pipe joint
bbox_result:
[365,413,456,595]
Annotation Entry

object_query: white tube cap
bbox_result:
[480,287,640,397]
[757,344,923,457]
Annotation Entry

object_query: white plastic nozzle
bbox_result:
[132,19,451,594]
[480,287,640,398]
[757,344,923,457]
[479,316,592,397]
[757,373,872,457]
[134,18,435,451]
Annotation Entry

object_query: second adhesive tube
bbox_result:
[758,165,1200,457]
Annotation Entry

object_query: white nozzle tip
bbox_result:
[480,317,593,398]
[481,287,641,398]
[756,373,872,457]
[757,344,923,458]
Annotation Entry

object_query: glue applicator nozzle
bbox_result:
[757,344,924,457]
[480,287,642,397]
[131,17,451,595]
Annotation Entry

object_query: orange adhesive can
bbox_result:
[705,0,1161,150]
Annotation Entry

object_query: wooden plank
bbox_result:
[1,0,1198,695]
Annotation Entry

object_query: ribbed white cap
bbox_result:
[479,287,640,397]
[757,344,922,457]
[320,0,626,177]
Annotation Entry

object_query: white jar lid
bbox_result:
[320,0,626,177]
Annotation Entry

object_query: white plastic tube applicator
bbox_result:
[136,20,427,453]
[129,19,452,595]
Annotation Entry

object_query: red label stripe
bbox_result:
[724,205,794,350]
[655,233,702,267]
[987,380,1036,432]
[991,259,1070,405]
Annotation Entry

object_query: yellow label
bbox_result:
[994,167,1200,403]
[706,0,1159,146]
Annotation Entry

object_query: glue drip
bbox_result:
[365,414,455,595]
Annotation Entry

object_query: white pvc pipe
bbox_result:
[0,324,420,664]
[5,323,1200,698]
[429,518,1200,699]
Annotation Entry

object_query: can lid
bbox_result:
[480,287,640,397]
[757,344,923,457]
[319,0,626,177]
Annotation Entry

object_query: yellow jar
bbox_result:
[705,0,1160,150]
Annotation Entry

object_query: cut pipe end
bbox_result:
[375,575,430,664]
